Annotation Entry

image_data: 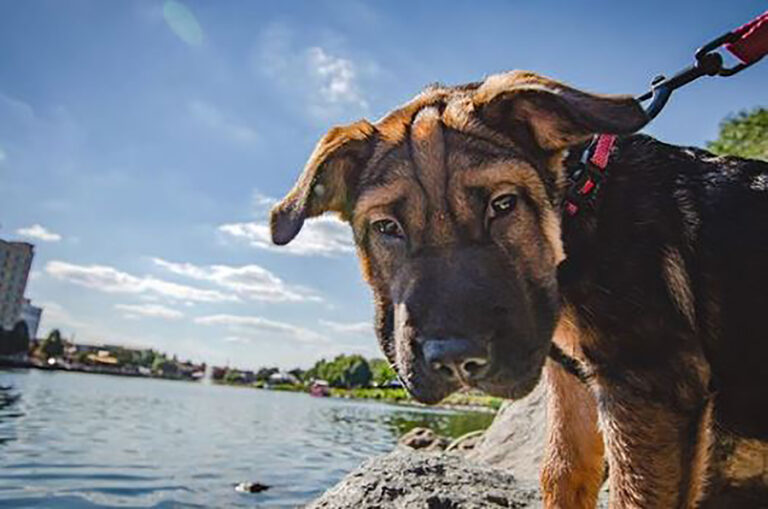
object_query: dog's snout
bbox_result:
[422,338,490,382]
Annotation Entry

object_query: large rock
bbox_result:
[306,450,540,509]
[310,377,768,507]
[466,380,547,481]
[308,384,549,508]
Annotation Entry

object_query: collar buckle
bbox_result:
[564,134,617,216]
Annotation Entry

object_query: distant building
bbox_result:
[20,299,43,340]
[0,240,34,331]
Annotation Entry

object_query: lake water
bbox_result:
[0,369,493,508]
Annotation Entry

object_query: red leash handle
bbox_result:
[726,11,768,65]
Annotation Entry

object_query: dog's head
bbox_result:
[271,71,647,403]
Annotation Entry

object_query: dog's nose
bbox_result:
[422,338,490,381]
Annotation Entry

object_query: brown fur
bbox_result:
[270,70,768,507]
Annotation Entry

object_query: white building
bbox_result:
[0,240,34,331]
[20,298,43,339]
[268,371,300,385]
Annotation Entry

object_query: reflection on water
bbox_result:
[386,410,494,439]
[0,369,494,508]
[0,384,22,445]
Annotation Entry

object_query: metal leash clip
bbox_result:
[637,11,767,120]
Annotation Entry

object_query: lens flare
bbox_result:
[162,0,203,47]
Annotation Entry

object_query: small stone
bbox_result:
[234,481,269,493]
[398,427,449,451]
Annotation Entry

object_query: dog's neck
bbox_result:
[556,134,631,288]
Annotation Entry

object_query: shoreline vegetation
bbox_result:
[0,329,503,412]
[212,354,504,412]
[227,382,503,412]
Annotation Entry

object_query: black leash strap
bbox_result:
[637,10,767,120]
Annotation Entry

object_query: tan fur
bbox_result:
[542,312,604,509]
[370,88,447,146]
[716,434,768,487]
[411,106,455,243]
[597,358,711,508]
[353,180,421,228]
[687,399,713,508]
[663,247,696,330]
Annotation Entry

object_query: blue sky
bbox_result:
[1,0,766,369]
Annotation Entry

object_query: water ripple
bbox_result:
[0,370,492,507]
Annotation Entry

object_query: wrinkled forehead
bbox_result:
[353,97,551,223]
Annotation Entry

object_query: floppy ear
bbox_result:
[474,71,649,150]
[270,120,375,245]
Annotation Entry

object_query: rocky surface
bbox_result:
[308,382,549,508]
[466,381,547,481]
[309,377,768,507]
[306,450,540,509]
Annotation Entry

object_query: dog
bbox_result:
[270,70,768,507]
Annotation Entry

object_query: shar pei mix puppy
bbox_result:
[270,71,768,508]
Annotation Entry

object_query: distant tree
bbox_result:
[304,358,326,382]
[137,349,157,368]
[707,107,768,161]
[255,367,279,382]
[112,348,133,366]
[40,329,64,358]
[223,369,243,384]
[369,358,397,386]
[152,354,175,375]
[306,355,372,388]
[288,367,305,381]
[340,355,372,388]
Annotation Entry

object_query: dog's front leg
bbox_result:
[599,375,713,509]
[541,359,605,509]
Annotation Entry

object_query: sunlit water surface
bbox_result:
[0,370,493,508]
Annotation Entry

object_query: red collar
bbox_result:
[564,134,617,216]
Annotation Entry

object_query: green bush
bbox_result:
[305,354,372,388]
[707,107,768,161]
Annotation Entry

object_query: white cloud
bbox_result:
[189,100,258,143]
[255,24,373,120]
[36,301,156,351]
[46,260,237,302]
[16,224,62,242]
[115,303,184,320]
[252,190,277,214]
[152,258,321,303]
[320,319,372,335]
[220,215,354,257]
[224,335,252,344]
[194,314,328,344]
[307,47,368,114]
[37,301,90,332]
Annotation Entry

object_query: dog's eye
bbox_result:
[372,218,404,238]
[489,194,517,218]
